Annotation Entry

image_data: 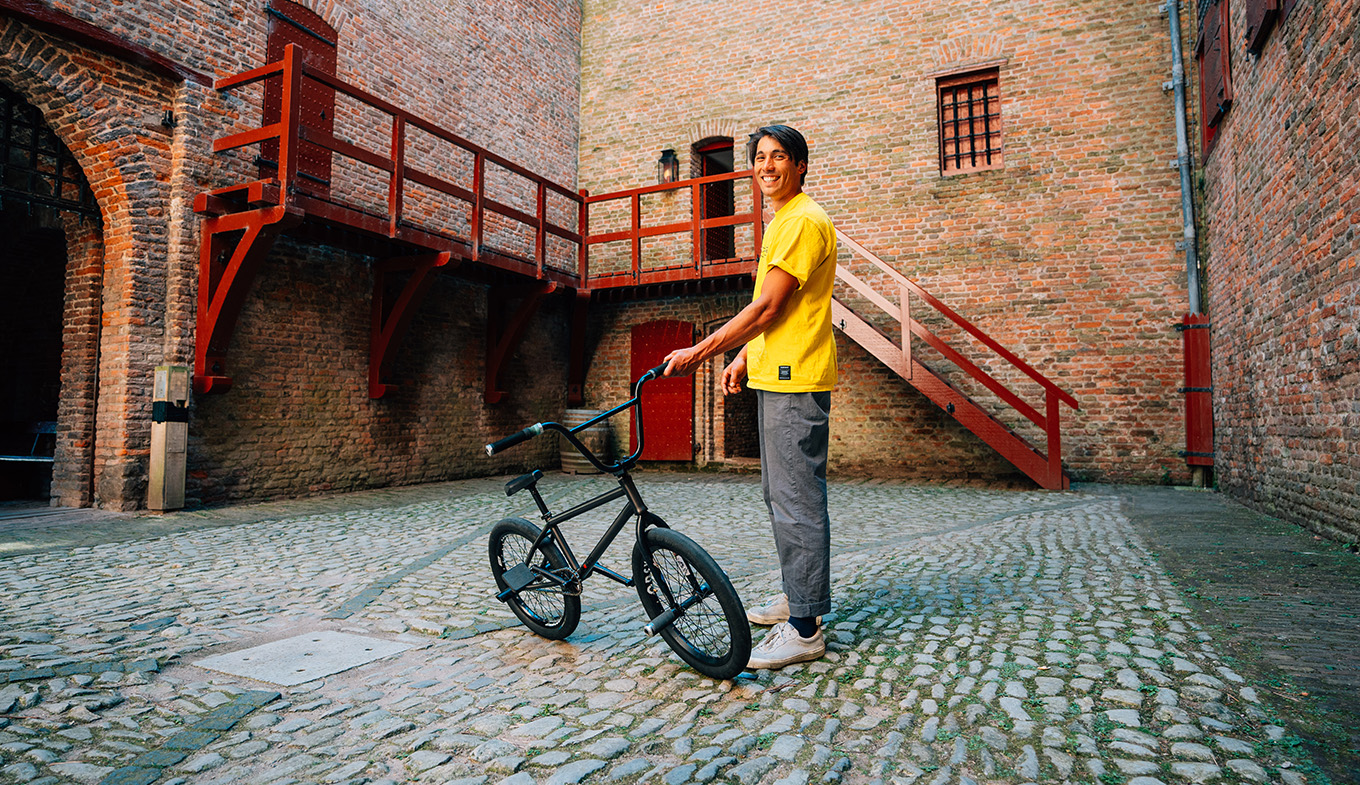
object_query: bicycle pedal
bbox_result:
[500,563,536,594]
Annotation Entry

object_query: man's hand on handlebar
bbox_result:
[660,345,705,378]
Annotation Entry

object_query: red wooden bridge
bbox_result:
[195,43,1078,489]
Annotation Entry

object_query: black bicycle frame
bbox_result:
[490,363,678,603]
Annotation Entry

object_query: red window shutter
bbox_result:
[1196,0,1233,152]
[1243,0,1278,54]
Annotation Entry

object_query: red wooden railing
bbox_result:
[207,43,584,285]
[581,170,762,287]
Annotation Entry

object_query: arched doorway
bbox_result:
[0,83,100,504]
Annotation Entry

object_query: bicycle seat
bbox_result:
[505,469,543,497]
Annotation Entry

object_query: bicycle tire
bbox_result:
[632,525,750,680]
[489,517,581,640]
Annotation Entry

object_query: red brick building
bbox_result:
[0,0,1353,537]
[577,0,1196,486]
[0,0,582,509]
[1196,0,1360,539]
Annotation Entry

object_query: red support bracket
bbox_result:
[567,288,592,406]
[194,204,303,394]
[486,280,558,405]
[370,252,454,399]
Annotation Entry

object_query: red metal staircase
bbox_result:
[195,43,1077,488]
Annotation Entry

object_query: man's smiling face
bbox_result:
[753,135,805,209]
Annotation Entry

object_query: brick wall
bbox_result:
[189,238,568,506]
[578,0,1196,483]
[0,0,583,508]
[1199,0,1360,538]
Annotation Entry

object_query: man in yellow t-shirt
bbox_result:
[661,124,836,670]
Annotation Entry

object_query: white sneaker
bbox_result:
[746,593,790,625]
[746,593,823,626]
[747,621,826,670]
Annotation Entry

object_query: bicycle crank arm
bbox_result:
[642,585,709,636]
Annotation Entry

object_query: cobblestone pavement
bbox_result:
[0,474,1349,785]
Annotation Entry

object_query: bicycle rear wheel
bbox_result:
[633,526,750,680]
[489,517,580,640]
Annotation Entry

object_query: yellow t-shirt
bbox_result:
[747,192,838,392]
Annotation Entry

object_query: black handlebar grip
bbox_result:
[647,361,671,379]
[484,423,544,456]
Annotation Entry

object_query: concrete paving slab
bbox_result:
[192,631,411,686]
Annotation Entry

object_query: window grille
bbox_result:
[938,68,1003,175]
[0,84,99,218]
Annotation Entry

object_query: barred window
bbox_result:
[938,68,1003,175]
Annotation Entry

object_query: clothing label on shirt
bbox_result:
[779,365,791,380]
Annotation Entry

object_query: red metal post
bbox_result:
[578,189,589,282]
[690,181,702,275]
[631,193,641,282]
[535,181,547,278]
[471,154,484,260]
[388,116,405,237]
[1181,313,1214,466]
[277,43,304,196]
[900,284,912,380]
[1045,388,1064,489]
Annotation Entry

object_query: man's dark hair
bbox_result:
[747,125,808,184]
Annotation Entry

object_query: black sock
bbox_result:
[788,615,818,638]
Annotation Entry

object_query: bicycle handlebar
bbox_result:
[484,363,673,469]
[485,423,544,456]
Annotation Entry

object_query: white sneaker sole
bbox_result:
[747,641,827,670]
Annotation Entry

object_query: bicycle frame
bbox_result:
[490,364,676,600]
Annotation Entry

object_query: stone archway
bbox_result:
[0,82,103,506]
[0,16,183,508]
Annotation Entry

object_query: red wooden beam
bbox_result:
[485,281,557,405]
[194,204,303,394]
[370,252,453,399]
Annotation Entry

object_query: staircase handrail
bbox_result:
[836,230,1079,411]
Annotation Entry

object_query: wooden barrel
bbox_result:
[561,409,611,474]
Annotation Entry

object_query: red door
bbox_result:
[630,320,695,461]
[262,0,337,199]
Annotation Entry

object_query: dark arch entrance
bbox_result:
[0,83,100,503]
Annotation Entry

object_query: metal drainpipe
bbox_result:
[1166,0,1201,314]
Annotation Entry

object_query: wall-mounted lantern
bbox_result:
[657,148,680,184]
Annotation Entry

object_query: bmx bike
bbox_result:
[483,363,751,680]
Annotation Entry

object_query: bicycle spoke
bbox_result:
[650,547,730,657]
[500,534,565,624]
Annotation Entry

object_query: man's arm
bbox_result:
[660,266,799,377]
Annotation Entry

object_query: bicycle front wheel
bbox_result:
[632,526,750,680]
[489,517,581,640]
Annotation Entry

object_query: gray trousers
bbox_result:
[756,390,832,619]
